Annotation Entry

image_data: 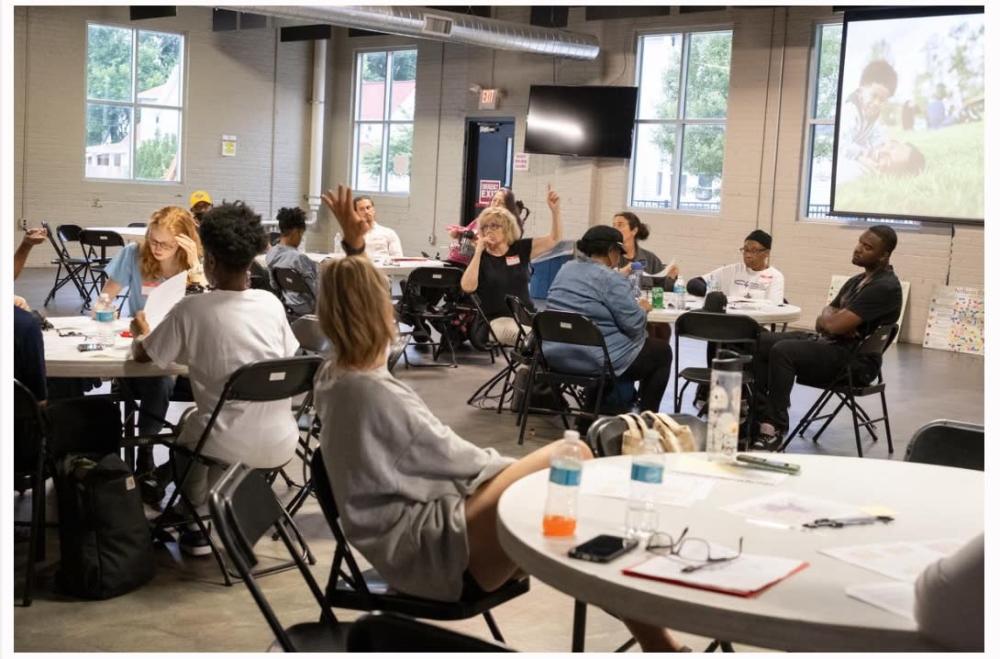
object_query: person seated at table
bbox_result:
[545,225,672,414]
[130,200,300,556]
[612,211,679,343]
[687,229,784,304]
[460,185,562,346]
[914,534,983,651]
[751,226,902,449]
[446,187,527,268]
[334,195,403,261]
[189,190,213,225]
[315,185,685,651]
[265,206,318,315]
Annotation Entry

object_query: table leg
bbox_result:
[572,599,587,652]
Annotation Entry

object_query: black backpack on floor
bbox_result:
[54,452,155,599]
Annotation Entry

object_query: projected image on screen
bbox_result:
[832,10,984,221]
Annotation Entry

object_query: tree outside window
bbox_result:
[352,48,417,193]
[630,30,732,212]
[85,24,184,182]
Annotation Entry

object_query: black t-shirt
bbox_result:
[829,266,903,370]
[476,238,534,319]
[14,306,47,402]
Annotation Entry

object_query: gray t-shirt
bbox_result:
[914,534,984,651]
[314,365,514,601]
[265,243,318,315]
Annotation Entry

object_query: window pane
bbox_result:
[85,103,132,179]
[630,123,677,209]
[358,52,387,121]
[389,50,417,121]
[679,124,725,211]
[683,31,732,119]
[814,24,843,121]
[355,123,384,191]
[135,107,180,181]
[806,124,834,217]
[386,124,413,193]
[137,31,183,106]
[637,34,682,120]
[87,24,132,102]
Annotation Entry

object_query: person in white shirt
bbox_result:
[334,195,404,260]
[687,229,785,304]
[914,534,984,651]
[130,201,299,556]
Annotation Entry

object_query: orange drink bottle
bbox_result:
[542,430,587,537]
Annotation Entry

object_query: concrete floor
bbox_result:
[12,267,984,651]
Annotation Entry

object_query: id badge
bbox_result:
[506,255,521,267]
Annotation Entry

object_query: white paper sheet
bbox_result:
[821,538,967,582]
[143,271,187,329]
[669,455,788,485]
[845,582,916,620]
[580,461,715,508]
[723,492,863,529]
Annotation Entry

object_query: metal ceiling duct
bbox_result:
[231,5,600,60]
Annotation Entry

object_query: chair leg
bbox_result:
[852,402,880,442]
[23,460,46,607]
[880,390,894,454]
[846,393,864,458]
[572,600,587,652]
[517,363,536,445]
[810,394,846,442]
[482,610,505,643]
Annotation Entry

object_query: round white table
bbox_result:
[497,453,981,652]
[85,226,148,241]
[647,297,801,325]
[44,316,186,378]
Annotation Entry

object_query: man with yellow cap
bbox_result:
[189,190,213,224]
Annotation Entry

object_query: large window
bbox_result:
[802,23,843,218]
[630,30,733,212]
[85,24,184,182]
[352,48,417,193]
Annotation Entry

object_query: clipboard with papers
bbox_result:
[623,550,808,598]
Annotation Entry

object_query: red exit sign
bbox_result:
[478,88,499,110]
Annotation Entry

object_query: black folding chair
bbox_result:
[268,231,281,247]
[270,266,317,318]
[208,463,349,651]
[673,311,760,443]
[517,311,618,445]
[465,294,529,410]
[780,324,898,458]
[904,419,983,471]
[310,449,529,643]
[41,222,90,307]
[14,380,48,607]
[347,612,513,652]
[78,229,125,305]
[154,356,322,586]
[290,314,330,356]
[396,266,468,368]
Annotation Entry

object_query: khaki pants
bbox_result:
[489,316,530,347]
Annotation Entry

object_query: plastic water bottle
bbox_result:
[707,350,742,462]
[93,293,116,347]
[672,276,686,310]
[629,261,644,299]
[542,430,588,537]
[625,430,664,540]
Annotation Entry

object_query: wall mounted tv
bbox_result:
[525,85,639,158]
[830,6,984,224]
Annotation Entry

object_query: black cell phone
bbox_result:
[77,343,104,352]
[568,534,639,563]
[57,328,83,337]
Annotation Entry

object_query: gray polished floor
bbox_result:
[13,268,983,651]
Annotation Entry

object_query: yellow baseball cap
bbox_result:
[189,190,213,207]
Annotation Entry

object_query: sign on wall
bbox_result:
[477,179,501,207]
[221,134,238,157]
[923,285,983,356]
[513,152,530,171]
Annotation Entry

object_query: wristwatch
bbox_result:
[341,239,366,256]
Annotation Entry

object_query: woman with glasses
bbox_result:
[446,187,529,269]
[686,229,784,304]
[460,185,562,346]
[101,206,207,497]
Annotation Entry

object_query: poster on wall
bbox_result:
[922,284,983,356]
[477,179,501,207]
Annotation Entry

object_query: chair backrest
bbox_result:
[406,266,464,290]
[78,229,126,249]
[56,223,84,244]
[675,311,761,344]
[221,355,322,403]
[904,419,984,471]
[271,266,316,300]
[532,310,615,377]
[505,294,535,327]
[347,612,513,652]
[209,463,336,652]
[40,221,68,259]
[855,323,898,356]
[291,315,331,354]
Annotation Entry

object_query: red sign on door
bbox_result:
[477,179,502,207]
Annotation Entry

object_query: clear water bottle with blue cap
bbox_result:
[672,276,686,310]
[542,430,588,537]
[625,430,664,540]
[93,293,116,347]
[707,350,742,462]
[629,261,644,299]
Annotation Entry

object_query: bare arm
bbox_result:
[529,185,563,259]
[14,228,47,280]
[101,278,124,301]
[130,312,152,363]
[461,238,487,293]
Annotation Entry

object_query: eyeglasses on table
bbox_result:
[646,527,744,573]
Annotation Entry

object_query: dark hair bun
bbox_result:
[636,222,650,241]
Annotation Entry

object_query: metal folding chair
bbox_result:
[904,419,983,471]
[41,222,90,307]
[270,266,317,318]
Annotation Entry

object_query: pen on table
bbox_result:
[803,515,894,529]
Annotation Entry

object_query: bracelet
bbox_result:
[341,239,366,256]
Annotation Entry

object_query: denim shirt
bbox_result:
[544,254,646,375]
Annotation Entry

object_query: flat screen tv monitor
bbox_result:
[525,85,639,158]
[830,6,984,224]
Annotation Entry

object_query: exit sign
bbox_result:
[478,88,500,110]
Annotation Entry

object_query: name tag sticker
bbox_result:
[140,281,160,297]
[269,371,287,382]
[559,322,573,330]
[506,255,521,266]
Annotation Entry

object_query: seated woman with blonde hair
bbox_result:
[313,186,686,651]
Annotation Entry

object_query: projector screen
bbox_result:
[831,7,984,223]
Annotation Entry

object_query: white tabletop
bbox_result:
[43,316,186,378]
[304,254,447,277]
[86,226,148,240]
[497,453,982,651]
[647,297,801,325]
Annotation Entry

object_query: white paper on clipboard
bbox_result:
[143,271,187,329]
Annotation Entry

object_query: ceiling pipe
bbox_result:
[230,5,600,60]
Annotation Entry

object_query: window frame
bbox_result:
[350,46,417,195]
[627,26,734,215]
[83,21,186,184]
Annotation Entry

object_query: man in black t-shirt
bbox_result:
[752,226,903,448]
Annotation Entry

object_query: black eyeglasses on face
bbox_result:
[646,527,744,573]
